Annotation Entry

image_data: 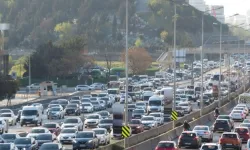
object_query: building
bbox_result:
[233,15,247,27]
[209,5,225,23]
[189,0,206,12]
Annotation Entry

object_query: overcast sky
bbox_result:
[205,0,250,16]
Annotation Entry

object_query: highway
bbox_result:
[3,67,228,150]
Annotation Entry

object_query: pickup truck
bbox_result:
[219,132,242,150]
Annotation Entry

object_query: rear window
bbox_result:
[157,142,174,148]
[201,145,219,150]
[215,120,228,124]
[235,128,248,134]
[182,133,196,138]
[222,134,237,138]
[218,116,229,120]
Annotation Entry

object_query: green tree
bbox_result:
[54,22,72,39]
[0,74,19,106]
[135,38,142,47]
[160,30,168,42]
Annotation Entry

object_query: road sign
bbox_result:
[122,126,131,138]
[171,111,178,121]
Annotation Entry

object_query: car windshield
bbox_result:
[0,114,11,117]
[14,138,31,144]
[157,142,174,148]
[50,108,60,111]
[67,104,77,108]
[99,119,112,124]
[150,114,161,117]
[218,116,230,120]
[76,132,93,138]
[149,101,161,106]
[201,145,219,150]
[141,117,153,121]
[2,134,16,139]
[185,90,194,95]
[130,120,140,124]
[93,130,105,135]
[179,103,188,106]
[22,110,38,116]
[108,90,118,94]
[64,119,78,123]
[36,134,52,140]
[43,124,56,128]
[40,144,59,150]
[70,101,80,104]
[83,103,91,106]
[98,112,108,116]
[50,101,59,104]
[133,110,144,113]
[91,102,99,105]
[128,105,136,108]
[61,129,76,133]
[31,129,45,133]
[0,144,10,150]
[59,101,68,105]
[87,115,99,119]
[194,126,208,131]
[222,134,237,138]
[136,103,145,106]
[240,124,250,127]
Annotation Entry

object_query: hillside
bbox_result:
[0,0,229,51]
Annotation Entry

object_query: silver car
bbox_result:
[193,125,213,142]
[141,116,157,130]
[149,112,164,125]
[200,143,221,150]
[58,128,78,144]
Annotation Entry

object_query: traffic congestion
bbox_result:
[0,57,246,150]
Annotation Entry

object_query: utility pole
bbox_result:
[200,13,204,117]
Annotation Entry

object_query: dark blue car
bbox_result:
[14,137,38,150]
[72,131,99,150]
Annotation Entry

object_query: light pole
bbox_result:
[173,3,177,112]
[124,0,128,148]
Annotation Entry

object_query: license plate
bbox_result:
[219,128,223,130]
[80,144,85,147]
[185,143,191,145]
[26,122,30,123]
[226,144,232,145]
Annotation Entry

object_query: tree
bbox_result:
[0,74,19,106]
[120,47,152,74]
[104,50,112,82]
[135,38,142,47]
[54,22,73,39]
[160,30,168,42]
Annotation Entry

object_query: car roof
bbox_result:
[92,128,107,131]
[159,141,176,144]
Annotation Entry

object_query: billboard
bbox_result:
[174,49,187,63]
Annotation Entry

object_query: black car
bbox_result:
[98,119,113,132]
[39,143,64,150]
[16,110,22,122]
[212,119,231,132]
[36,133,56,147]
[178,131,202,148]
[65,104,81,116]
[14,137,38,150]
[73,131,99,150]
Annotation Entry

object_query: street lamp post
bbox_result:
[124,0,129,148]
[200,13,204,116]
[173,3,177,112]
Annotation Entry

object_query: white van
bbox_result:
[20,106,43,127]
[147,95,163,113]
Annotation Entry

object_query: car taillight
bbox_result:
[219,138,223,143]
[204,132,209,134]
[154,147,159,150]
[194,137,198,140]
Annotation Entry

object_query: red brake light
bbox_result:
[204,132,209,134]
[194,136,198,140]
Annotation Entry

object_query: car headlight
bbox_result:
[72,139,76,143]
[33,118,38,120]
[88,140,93,143]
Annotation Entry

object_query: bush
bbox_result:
[146,68,160,76]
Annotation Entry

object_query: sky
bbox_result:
[205,0,250,16]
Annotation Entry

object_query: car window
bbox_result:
[218,116,230,120]
[31,129,45,133]
[157,142,174,148]
[222,134,237,138]
[235,128,248,134]
[182,133,196,138]
[43,124,56,128]
[194,126,208,131]
[215,120,228,124]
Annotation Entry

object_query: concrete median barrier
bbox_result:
[98,83,250,150]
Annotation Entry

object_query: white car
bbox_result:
[81,102,94,113]
[27,83,40,90]
[178,102,192,114]
[90,83,105,90]
[61,117,83,131]
[230,110,246,121]
[200,143,221,150]
[120,95,132,104]
[0,119,8,134]
[58,128,78,144]
[75,85,94,91]
[193,125,213,142]
[0,109,14,115]
[30,103,44,114]
[135,102,147,110]
[234,106,249,115]
[141,116,157,130]
[0,113,16,126]
[92,128,110,145]
[84,114,102,128]
[149,112,164,125]
[27,127,50,139]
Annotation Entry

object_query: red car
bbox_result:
[155,141,178,150]
[129,119,144,134]
[42,122,61,136]
[234,127,250,143]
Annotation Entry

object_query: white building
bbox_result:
[209,5,225,23]
[233,15,247,27]
[189,0,206,12]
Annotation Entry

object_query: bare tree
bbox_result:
[104,50,112,82]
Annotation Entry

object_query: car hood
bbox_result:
[59,133,75,137]
[15,144,32,148]
[75,138,93,142]
[148,106,160,109]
